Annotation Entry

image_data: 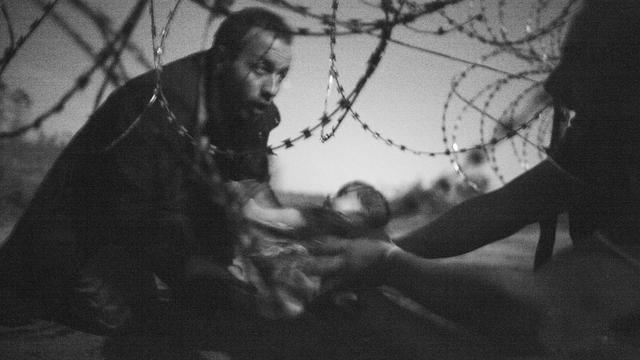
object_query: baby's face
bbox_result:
[327,191,364,216]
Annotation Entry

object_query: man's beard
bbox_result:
[216,69,255,122]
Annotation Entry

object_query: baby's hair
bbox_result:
[335,181,391,228]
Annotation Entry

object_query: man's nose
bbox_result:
[261,74,280,99]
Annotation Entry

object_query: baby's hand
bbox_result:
[306,236,401,289]
[241,199,259,217]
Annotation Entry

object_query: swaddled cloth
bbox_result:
[225,179,391,319]
[228,224,321,318]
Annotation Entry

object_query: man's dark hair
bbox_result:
[211,7,294,62]
[336,181,391,229]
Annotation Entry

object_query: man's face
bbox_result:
[221,27,292,121]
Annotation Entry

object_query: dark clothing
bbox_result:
[1,51,279,316]
[545,1,640,247]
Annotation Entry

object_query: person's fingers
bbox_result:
[306,237,349,255]
[318,276,349,294]
[303,255,346,276]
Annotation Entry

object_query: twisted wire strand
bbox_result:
[0,0,148,140]
[0,0,60,76]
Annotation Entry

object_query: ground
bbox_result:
[0,214,611,360]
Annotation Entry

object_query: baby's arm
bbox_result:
[243,200,357,238]
[242,199,308,231]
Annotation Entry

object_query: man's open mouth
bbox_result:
[252,102,269,113]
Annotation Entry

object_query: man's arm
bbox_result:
[242,199,307,229]
[309,224,545,335]
[395,159,572,258]
[393,87,557,259]
[310,160,575,281]
[380,245,540,334]
[225,179,304,230]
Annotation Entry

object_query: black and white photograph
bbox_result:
[1,0,639,358]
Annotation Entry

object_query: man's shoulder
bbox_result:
[158,51,207,88]
[80,51,207,150]
[123,51,207,92]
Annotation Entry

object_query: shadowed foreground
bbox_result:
[1,288,511,360]
[3,219,639,359]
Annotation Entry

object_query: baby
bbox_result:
[226,180,391,319]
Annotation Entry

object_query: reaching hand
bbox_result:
[305,237,401,291]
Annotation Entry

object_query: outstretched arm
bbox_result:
[308,159,575,285]
[308,235,541,335]
[232,182,359,237]
[395,160,572,258]
[242,199,307,230]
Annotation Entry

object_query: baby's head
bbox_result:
[324,181,390,229]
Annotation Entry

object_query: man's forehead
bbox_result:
[240,27,292,64]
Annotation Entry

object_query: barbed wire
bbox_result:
[27,0,126,88]
[403,10,481,35]
[0,0,576,186]
[447,73,550,189]
[64,0,155,108]
[259,0,565,162]
[319,0,398,142]
[255,0,521,154]
[308,0,539,156]
[446,0,575,48]
[102,0,182,152]
[0,0,148,139]
[0,0,156,140]
[133,0,474,157]
[67,0,153,70]
[423,0,576,189]
[0,0,60,76]
[1,3,16,49]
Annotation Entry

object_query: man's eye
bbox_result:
[252,64,269,75]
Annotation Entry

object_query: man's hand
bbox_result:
[304,237,401,292]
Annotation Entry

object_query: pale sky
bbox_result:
[1,0,571,196]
